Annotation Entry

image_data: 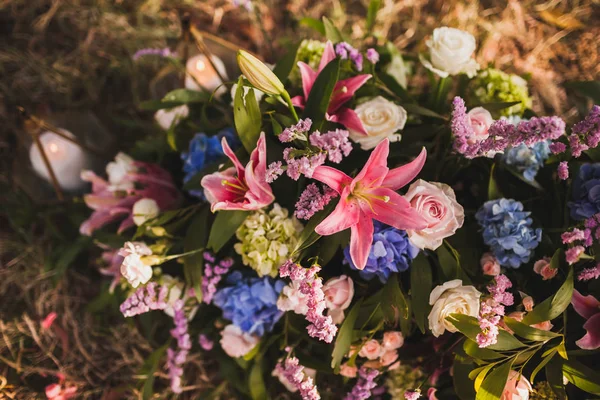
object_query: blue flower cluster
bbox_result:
[502,141,550,182]
[180,128,240,198]
[475,198,542,268]
[569,163,600,220]
[344,222,419,283]
[213,271,285,337]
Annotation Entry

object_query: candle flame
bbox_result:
[49,142,59,153]
[196,60,206,71]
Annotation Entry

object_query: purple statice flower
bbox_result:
[279,119,312,143]
[309,129,353,163]
[404,390,422,400]
[349,48,363,71]
[201,252,233,304]
[569,164,600,220]
[568,105,600,157]
[279,261,338,343]
[476,275,513,348]
[565,246,586,265]
[198,334,214,351]
[550,142,567,154]
[167,300,191,394]
[366,48,379,64]
[275,357,320,400]
[266,161,284,183]
[119,283,168,317]
[284,148,326,180]
[558,161,569,180]
[335,42,363,71]
[561,228,587,244]
[295,183,338,220]
[132,47,177,61]
[578,264,600,281]
[344,367,379,400]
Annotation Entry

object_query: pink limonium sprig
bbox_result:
[119,282,168,317]
[335,42,364,71]
[279,118,312,143]
[132,47,177,60]
[275,356,320,400]
[295,183,338,220]
[279,260,338,343]
[201,252,233,304]
[476,275,514,348]
[366,48,379,64]
[344,367,379,400]
[309,129,353,163]
[564,105,600,158]
[578,264,600,281]
[167,299,191,394]
[198,334,214,351]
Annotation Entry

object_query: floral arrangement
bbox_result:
[80,18,600,400]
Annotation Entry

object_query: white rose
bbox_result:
[132,198,160,226]
[106,152,136,191]
[420,27,480,78]
[428,279,481,337]
[154,105,189,131]
[220,324,259,358]
[349,96,407,150]
[118,241,153,288]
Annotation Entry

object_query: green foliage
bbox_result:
[476,359,513,400]
[272,41,302,82]
[234,76,263,153]
[140,342,170,400]
[161,88,211,104]
[331,299,362,372]
[562,358,600,395]
[522,267,573,325]
[322,17,344,42]
[184,206,211,301]
[365,0,381,35]
[301,57,340,128]
[381,274,411,333]
[410,253,432,333]
[207,210,248,253]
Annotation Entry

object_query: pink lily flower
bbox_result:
[292,41,371,135]
[201,132,274,212]
[571,289,600,350]
[311,139,428,270]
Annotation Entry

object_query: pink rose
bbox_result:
[480,252,501,276]
[358,339,383,360]
[501,370,532,400]
[404,180,465,250]
[531,321,553,331]
[323,275,354,324]
[522,296,534,312]
[389,361,401,370]
[339,363,358,378]
[466,107,494,145]
[380,350,399,366]
[533,257,557,280]
[220,324,259,358]
[382,331,404,350]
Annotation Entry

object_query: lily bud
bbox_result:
[141,255,163,266]
[237,50,285,96]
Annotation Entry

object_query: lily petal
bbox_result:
[572,289,600,320]
[366,188,428,230]
[312,166,353,194]
[576,313,600,350]
[298,62,318,101]
[221,137,246,179]
[318,41,336,72]
[383,147,427,190]
[315,191,360,236]
[354,139,390,188]
[328,75,371,113]
[349,212,375,270]
[328,108,368,135]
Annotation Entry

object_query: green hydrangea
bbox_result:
[386,364,426,399]
[290,39,326,83]
[234,203,303,277]
[470,68,533,117]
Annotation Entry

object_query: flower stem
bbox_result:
[282,92,299,122]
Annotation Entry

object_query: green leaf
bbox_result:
[322,17,343,42]
[530,349,557,384]
[378,73,411,102]
[400,103,447,120]
[453,354,477,400]
[50,236,91,281]
[166,116,178,151]
[436,241,470,283]
[381,274,410,332]
[248,359,268,400]
[488,163,501,200]
[564,81,600,103]
[546,356,567,398]
[463,339,503,361]
[331,298,363,372]
[141,342,169,400]
[301,58,340,128]
[292,199,337,256]
[138,99,182,111]
[273,41,302,82]
[562,358,600,395]
[234,77,263,153]
[207,210,248,253]
[503,317,560,342]
[474,364,495,393]
[410,253,432,333]
[366,0,381,34]
[476,360,513,400]
[299,17,325,35]
[162,88,210,104]
[522,267,573,325]
[448,314,525,351]
[184,207,210,302]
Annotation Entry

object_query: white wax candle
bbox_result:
[184,54,228,95]
[29,129,91,191]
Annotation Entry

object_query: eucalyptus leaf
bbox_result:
[463,339,503,361]
[503,317,560,342]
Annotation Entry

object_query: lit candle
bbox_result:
[29,129,91,191]
[184,54,228,95]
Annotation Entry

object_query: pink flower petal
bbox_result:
[315,190,360,236]
[572,289,600,320]
[221,137,246,179]
[298,62,318,101]
[383,147,428,190]
[311,166,353,194]
[349,212,374,270]
[354,139,390,188]
[328,108,368,135]
[366,188,428,230]
[318,41,336,72]
[576,313,600,350]
[328,75,371,114]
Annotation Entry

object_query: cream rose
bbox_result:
[428,279,481,337]
[349,96,407,150]
[132,198,160,226]
[323,275,354,324]
[420,27,480,78]
[404,180,465,250]
[501,371,532,400]
[467,107,494,144]
[220,324,259,358]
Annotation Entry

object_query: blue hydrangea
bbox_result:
[502,141,550,181]
[344,222,419,283]
[475,199,542,268]
[569,163,600,220]
[213,271,285,337]
[180,128,240,198]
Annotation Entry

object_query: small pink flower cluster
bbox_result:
[294,183,338,220]
[344,367,379,400]
[584,213,600,244]
[561,226,592,265]
[366,48,379,64]
[346,332,403,371]
[279,260,338,343]
[274,356,320,400]
[119,282,168,317]
[279,118,312,143]
[578,265,600,281]
[198,334,214,351]
[554,105,600,158]
[557,161,569,180]
[266,161,284,183]
[566,246,586,265]
[477,275,514,348]
[167,299,191,394]
[335,42,364,71]
[284,148,327,180]
[404,390,422,400]
[202,252,233,304]
[309,129,353,163]
[451,97,565,159]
